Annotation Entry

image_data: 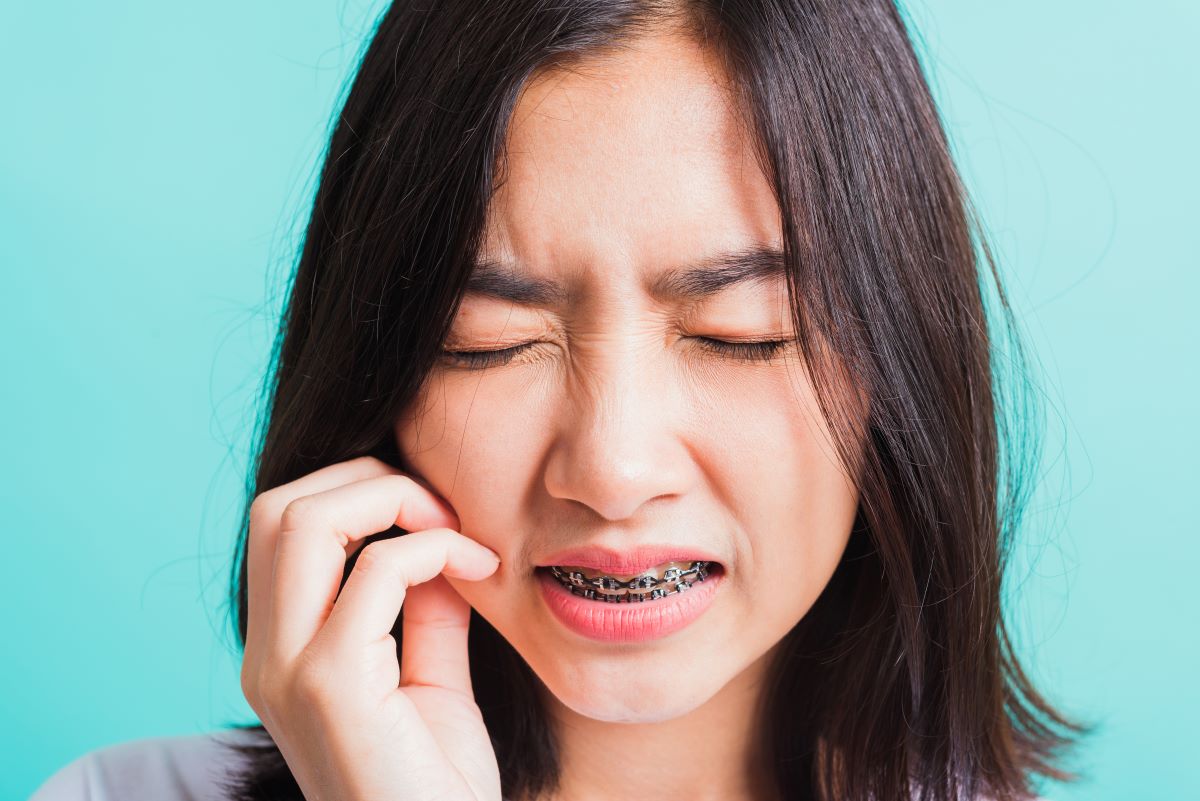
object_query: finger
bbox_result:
[316,528,498,695]
[399,574,477,694]
[245,457,419,662]
[245,457,408,667]
[266,476,475,665]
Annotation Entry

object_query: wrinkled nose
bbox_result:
[541,349,694,521]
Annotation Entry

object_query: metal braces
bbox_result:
[548,561,711,603]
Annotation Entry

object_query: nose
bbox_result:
[541,347,694,522]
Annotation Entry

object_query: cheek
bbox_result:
[395,372,541,538]
[742,453,857,629]
[707,363,859,629]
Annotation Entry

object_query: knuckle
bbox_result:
[380,473,421,505]
[352,454,389,470]
[259,665,298,716]
[386,473,437,506]
[258,682,288,722]
[291,652,335,707]
[239,663,261,709]
[248,489,281,531]
[244,664,285,721]
[385,472,417,490]
[413,526,454,546]
[353,540,407,582]
[279,495,326,533]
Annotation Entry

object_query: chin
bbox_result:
[530,650,726,724]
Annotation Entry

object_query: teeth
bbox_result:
[570,560,701,580]
[547,560,713,602]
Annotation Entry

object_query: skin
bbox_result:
[393,26,862,801]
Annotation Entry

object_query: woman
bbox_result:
[31,1,1085,800]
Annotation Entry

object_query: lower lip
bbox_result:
[536,564,724,643]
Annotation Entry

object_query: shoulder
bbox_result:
[28,727,262,801]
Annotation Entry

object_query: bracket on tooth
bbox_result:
[549,561,712,600]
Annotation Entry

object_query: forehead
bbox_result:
[478,28,781,296]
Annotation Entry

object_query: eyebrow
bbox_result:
[465,245,787,308]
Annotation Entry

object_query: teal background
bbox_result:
[2,2,1195,799]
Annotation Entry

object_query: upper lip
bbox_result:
[537,544,725,575]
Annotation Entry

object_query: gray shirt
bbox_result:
[28,730,1054,801]
[28,729,259,801]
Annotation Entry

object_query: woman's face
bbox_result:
[394,30,861,723]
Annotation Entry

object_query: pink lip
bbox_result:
[537,564,724,643]
[537,544,724,575]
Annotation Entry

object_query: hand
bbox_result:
[240,455,503,801]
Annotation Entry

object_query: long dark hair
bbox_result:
[217,2,1087,799]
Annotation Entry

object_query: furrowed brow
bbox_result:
[648,245,787,302]
[464,245,787,308]
[464,260,572,307]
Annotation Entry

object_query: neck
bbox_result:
[530,643,784,801]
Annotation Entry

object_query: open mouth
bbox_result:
[537,560,721,603]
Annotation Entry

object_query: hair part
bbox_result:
[218,2,1088,800]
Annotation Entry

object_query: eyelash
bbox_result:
[440,337,790,369]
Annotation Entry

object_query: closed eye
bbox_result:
[439,342,535,369]
[439,337,792,369]
[691,336,790,362]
